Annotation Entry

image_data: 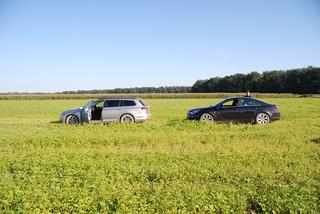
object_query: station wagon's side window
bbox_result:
[104,100,120,107]
[121,100,136,106]
[94,101,105,108]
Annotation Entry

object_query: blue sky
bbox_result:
[0,0,319,92]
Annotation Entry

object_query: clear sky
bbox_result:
[0,0,319,92]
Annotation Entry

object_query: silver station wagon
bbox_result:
[60,98,151,124]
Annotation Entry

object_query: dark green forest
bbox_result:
[191,66,320,94]
[62,67,320,94]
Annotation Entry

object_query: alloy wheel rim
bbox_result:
[122,115,134,123]
[200,113,214,122]
[68,115,78,124]
[257,113,270,124]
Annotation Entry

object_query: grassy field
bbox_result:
[0,98,319,213]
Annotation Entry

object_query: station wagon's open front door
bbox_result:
[89,100,104,122]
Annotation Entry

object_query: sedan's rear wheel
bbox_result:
[200,113,214,122]
[256,113,270,124]
[66,115,79,125]
[120,114,135,123]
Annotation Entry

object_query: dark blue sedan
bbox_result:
[187,96,280,124]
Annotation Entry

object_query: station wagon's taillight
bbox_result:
[141,106,148,111]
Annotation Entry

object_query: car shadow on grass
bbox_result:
[310,138,320,144]
[166,119,253,126]
[166,119,197,125]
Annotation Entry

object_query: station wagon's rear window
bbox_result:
[139,99,147,106]
[122,100,136,106]
[104,100,120,107]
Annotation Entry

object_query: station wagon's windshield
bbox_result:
[83,100,94,109]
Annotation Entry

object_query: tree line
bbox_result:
[61,66,319,94]
[62,86,192,94]
[191,66,320,94]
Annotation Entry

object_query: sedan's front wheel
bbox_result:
[200,113,214,122]
[65,115,79,125]
[256,113,270,124]
[120,114,135,123]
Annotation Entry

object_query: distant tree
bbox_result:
[300,66,320,94]
[244,72,261,92]
[191,80,208,92]
[260,71,286,93]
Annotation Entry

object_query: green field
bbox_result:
[0,98,319,213]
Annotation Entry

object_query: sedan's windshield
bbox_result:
[211,98,227,107]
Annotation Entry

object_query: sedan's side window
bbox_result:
[221,99,239,107]
[254,100,266,106]
[240,98,255,106]
[104,100,120,108]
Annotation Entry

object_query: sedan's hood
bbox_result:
[188,106,212,112]
[61,108,82,115]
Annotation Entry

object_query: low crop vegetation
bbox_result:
[0,92,300,100]
[0,98,319,213]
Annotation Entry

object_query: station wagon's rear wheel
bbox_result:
[120,114,135,123]
[66,115,79,125]
[200,113,214,122]
[256,113,270,124]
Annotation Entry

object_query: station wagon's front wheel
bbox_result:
[65,115,79,125]
[200,113,214,122]
[120,114,135,123]
[256,113,270,124]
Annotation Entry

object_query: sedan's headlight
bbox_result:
[189,109,200,115]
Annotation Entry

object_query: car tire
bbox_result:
[255,113,270,124]
[120,114,135,123]
[65,114,79,125]
[200,113,214,122]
